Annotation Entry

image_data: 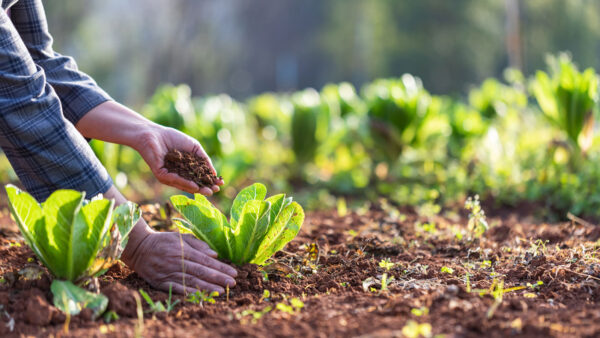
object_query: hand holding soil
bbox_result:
[163,149,223,190]
[133,124,223,195]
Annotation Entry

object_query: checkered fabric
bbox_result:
[0,0,113,201]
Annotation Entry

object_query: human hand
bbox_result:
[133,124,224,195]
[122,231,237,294]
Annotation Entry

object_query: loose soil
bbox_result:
[163,149,221,188]
[2,203,600,337]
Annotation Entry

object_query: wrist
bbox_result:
[128,122,163,152]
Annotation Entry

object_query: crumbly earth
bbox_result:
[163,149,222,189]
[1,204,600,337]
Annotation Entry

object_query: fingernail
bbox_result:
[230,269,238,277]
[226,278,236,286]
[208,249,218,256]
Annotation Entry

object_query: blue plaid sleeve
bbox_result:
[9,0,112,126]
[0,8,112,201]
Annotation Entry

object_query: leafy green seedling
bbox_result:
[465,195,488,238]
[260,290,271,302]
[171,183,304,265]
[441,266,454,274]
[528,239,549,256]
[239,306,272,324]
[411,307,429,317]
[275,298,304,314]
[186,290,219,307]
[103,310,119,324]
[379,258,395,271]
[379,258,395,292]
[5,185,141,316]
[527,281,544,290]
[401,320,433,338]
[139,285,180,313]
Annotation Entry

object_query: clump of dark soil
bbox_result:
[163,149,221,188]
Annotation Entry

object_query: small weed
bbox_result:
[401,320,432,338]
[103,310,119,323]
[260,290,271,302]
[411,307,429,317]
[275,298,304,314]
[440,266,454,274]
[186,290,219,307]
[528,239,549,256]
[465,195,488,238]
[379,258,395,271]
[139,284,180,313]
[238,306,272,324]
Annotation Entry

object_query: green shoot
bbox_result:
[465,195,488,238]
[401,320,433,338]
[275,298,304,314]
[238,306,272,324]
[260,290,271,302]
[411,307,429,317]
[139,285,180,314]
[186,290,219,308]
[441,266,454,274]
[379,258,395,271]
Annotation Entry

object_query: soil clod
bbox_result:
[163,149,222,189]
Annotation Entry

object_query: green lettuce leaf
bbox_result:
[171,194,233,260]
[171,183,304,266]
[230,183,267,230]
[231,199,271,264]
[51,280,108,318]
[5,185,139,282]
[252,201,304,265]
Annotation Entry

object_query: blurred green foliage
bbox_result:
[75,53,600,221]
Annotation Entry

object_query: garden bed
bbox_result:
[2,203,600,337]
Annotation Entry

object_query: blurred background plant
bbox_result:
[2,1,600,221]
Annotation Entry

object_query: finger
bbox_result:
[184,260,236,287]
[211,185,220,193]
[157,171,203,194]
[215,178,225,186]
[186,250,238,278]
[198,187,214,196]
[158,279,223,295]
[183,234,218,257]
[156,281,199,295]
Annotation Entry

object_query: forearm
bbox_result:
[103,185,154,266]
[75,100,157,149]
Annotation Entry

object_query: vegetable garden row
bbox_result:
[87,52,600,220]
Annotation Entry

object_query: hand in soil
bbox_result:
[133,124,223,195]
[123,232,237,294]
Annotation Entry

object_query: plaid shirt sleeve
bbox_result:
[10,0,112,125]
[0,7,112,201]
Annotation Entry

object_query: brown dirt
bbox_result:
[2,204,600,337]
[163,149,222,188]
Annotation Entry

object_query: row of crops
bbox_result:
[91,53,600,220]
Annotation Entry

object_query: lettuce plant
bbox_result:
[531,53,598,153]
[5,185,140,317]
[171,183,304,265]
